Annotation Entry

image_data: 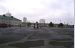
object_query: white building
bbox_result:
[23,17,27,22]
[39,19,45,23]
[5,12,12,17]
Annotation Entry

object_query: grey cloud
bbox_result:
[0,5,7,14]
[0,0,74,24]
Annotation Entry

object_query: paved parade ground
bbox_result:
[0,27,74,48]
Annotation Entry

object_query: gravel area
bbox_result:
[0,27,74,48]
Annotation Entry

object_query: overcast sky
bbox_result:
[0,0,74,24]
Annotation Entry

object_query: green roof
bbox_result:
[0,15,21,21]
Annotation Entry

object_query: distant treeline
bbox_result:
[0,22,74,28]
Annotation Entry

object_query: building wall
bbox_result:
[0,15,22,27]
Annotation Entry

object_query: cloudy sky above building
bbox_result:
[0,0,74,24]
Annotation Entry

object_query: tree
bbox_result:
[49,22,54,27]
[3,14,6,17]
[11,16,13,18]
[58,23,64,27]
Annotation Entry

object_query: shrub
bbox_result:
[58,23,64,27]
[48,22,54,27]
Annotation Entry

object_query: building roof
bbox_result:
[0,15,21,21]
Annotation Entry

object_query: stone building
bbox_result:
[0,13,22,27]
